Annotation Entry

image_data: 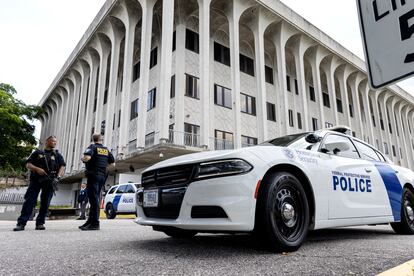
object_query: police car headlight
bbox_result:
[195,159,253,179]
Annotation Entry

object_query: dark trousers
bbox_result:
[79,201,88,218]
[86,174,106,225]
[17,180,53,226]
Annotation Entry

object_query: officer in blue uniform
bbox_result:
[13,136,66,231]
[79,134,114,230]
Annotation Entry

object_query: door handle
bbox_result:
[395,170,399,174]
[364,168,372,173]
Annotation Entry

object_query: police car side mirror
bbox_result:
[305,133,322,144]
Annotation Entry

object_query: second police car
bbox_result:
[135,127,414,251]
[104,183,140,219]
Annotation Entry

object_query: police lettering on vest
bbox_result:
[84,143,115,176]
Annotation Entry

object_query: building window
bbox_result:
[103,89,108,104]
[130,99,138,120]
[170,75,175,98]
[389,123,393,134]
[309,86,315,102]
[288,109,294,127]
[372,115,376,127]
[376,139,379,150]
[184,123,200,147]
[215,129,234,150]
[185,29,199,53]
[312,117,318,131]
[147,88,156,111]
[133,62,140,82]
[118,110,121,127]
[286,75,291,92]
[380,119,384,130]
[297,112,302,129]
[214,84,232,109]
[352,131,356,137]
[323,92,330,108]
[145,132,155,147]
[240,93,256,115]
[325,122,333,128]
[349,104,354,118]
[392,145,396,157]
[101,120,105,135]
[384,142,389,154]
[185,74,200,99]
[242,135,257,147]
[239,54,254,76]
[172,31,176,51]
[267,102,276,122]
[294,79,299,95]
[93,98,97,112]
[149,47,157,69]
[336,98,343,113]
[265,66,273,84]
[214,42,230,66]
[400,148,403,159]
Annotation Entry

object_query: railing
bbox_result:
[167,130,201,148]
[0,192,25,204]
[213,138,234,150]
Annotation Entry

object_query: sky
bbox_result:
[1,0,414,139]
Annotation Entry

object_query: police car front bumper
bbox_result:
[135,172,260,232]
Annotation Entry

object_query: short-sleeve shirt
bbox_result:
[84,143,114,176]
[26,149,66,180]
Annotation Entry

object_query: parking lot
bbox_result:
[0,219,413,275]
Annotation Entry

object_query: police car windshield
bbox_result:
[261,133,311,149]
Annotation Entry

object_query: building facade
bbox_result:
[38,0,414,204]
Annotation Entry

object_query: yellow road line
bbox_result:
[377,259,414,276]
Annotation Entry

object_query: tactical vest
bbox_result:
[86,144,110,176]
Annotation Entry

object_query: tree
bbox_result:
[0,83,42,177]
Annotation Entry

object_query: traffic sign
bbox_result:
[357,0,414,89]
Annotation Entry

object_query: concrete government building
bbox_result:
[38,0,414,205]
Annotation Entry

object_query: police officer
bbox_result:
[79,134,114,231]
[13,136,66,231]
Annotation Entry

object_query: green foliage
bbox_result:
[0,83,42,176]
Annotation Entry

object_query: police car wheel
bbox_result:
[153,226,197,238]
[255,172,309,252]
[391,188,414,235]
[105,203,116,219]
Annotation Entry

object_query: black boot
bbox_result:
[80,223,100,231]
[79,220,91,230]
[13,224,25,231]
[35,224,45,230]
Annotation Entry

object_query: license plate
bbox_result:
[143,189,158,207]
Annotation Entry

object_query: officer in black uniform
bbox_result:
[79,133,114,230]
[13,136,66,231]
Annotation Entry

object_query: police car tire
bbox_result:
[255,172,309,252]
[390,188,414,235]
[105,203,116,219]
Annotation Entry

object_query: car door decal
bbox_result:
[113,195,122,211]
[374,163,403,221]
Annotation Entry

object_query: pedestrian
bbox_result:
[13,136,66,231]
[79,133,114,231]
[76,183,88,220]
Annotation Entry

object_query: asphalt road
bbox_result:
[0,219,413,275]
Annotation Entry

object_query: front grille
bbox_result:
[142,164,194,188]
[142,165,194,219]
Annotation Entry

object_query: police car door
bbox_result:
[121,184,136,212]
[319,134,385,219]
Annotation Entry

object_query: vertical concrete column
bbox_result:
[39,115,45,145]
[362,85,374,145]
[82,52,99,155]
[400,105,411,168]
[198,0,212,147]
[136,0,155,149]
[157,0,175,142]
[57,88,68,156]
[50,100,58,137]
[337,66,353,128]
[104,27,122,148]
[273,22,291,134]
[94,40,110,131]
[323,57,340,126]
[252,8,270,141]
[293,36,312,131]
[55,92,64,144]
[73,64,90,171]
[228,3,243,148]
[67,72,82,172]
[174,24,186,145]
[61,81,74,166]
[409,110,414,168]
[373,91,385,151]
[309,48,326,130]
[349,74,364,138]
[381,93,394,159]
[390,99,402,164]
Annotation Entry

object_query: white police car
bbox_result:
[104,183,140,219]
[136,127,414,251]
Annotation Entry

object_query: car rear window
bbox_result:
[108,187,117,194]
